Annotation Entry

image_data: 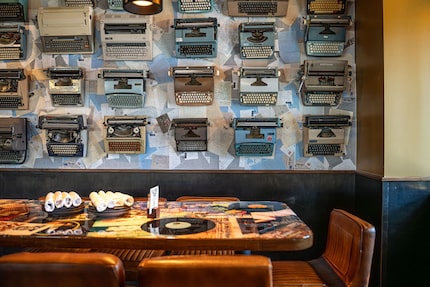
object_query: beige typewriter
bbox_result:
[303,114,351,157]
[227,0,288,17]
[0,117,27,164]
[169,66,215,106]
[172,118,209,152]
[104,116,148,154]
[37,7,94,54]
[0,69,28,110]
[47,67,85,107]
[238,67,279,106]
[100,13,152,61]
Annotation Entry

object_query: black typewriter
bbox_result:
[227,0,288,17]
[0,69,28,110]
[0,117,27,164]
[172,118,209,152]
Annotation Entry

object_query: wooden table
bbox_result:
[0,199,313,251]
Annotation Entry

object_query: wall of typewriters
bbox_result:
[0,0,356,170]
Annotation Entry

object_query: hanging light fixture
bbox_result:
[123,0,163,15]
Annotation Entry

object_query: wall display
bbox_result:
[0,0,356,170]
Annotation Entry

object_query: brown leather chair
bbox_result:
[170,196,240,255]
[138,255,273,287]
[0,252,126,287]
[272,209,376,287]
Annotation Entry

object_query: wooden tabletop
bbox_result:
[0,199,313,251]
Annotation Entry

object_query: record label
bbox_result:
[141,217,215,235]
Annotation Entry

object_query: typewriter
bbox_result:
[100,13,152,61]
[227,0,288,17]
[239,22,275,59]
[238,67,279,106]
[37,7,94,54]
[173,18,217,58]
[108,0,123,10]
[38,114,88,157]
[177,0,212,13]
[231,117,282,156]
[0,69,28,110]
[104,116,148,154]
[0,24,26,60]
[307,0,346,15]
[61,0,96,7]
[169,66,214,106]
[303,114,351,157]
[305,15,351,56]
[0,117,26,164]
[0,0,27,22]
[300,59,348,106]
[47,67,85,107]
[172,118,209,152]
[99,69,147,109]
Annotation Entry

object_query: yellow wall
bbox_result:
[384,0,430,177]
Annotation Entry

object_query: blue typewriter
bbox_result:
[0,24,26,60]
[239,22,275,59]
[231,117,282,156]
[238,67,279,106]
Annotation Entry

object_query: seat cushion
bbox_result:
[272,261,326,287]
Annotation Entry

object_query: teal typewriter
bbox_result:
[0,0,27,22]
[239,22,275,59]
[0,24,26,60]
[231,117,282,156]
[238,67,279,106]
[173,18,218,58]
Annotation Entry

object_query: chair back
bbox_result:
[0,252,126,287]
[322,209,376,287]
[138,255,272,287]
[176,196,240,202]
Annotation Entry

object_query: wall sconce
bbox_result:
[123,0,163,15]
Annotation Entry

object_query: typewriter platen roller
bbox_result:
[172,118,209,152]
[0,68,28,110]
[47,67,85,107]
[104,116,148,154]
[0,117,27,164]
[303,114,351,157]
[38,114,88,157]
[231,117,282,156]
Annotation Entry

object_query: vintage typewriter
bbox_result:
[100,13,152,61]
[231,117,282,156]
[38,114,88,157]
[37,7,94,54]
[0,117,27,164]
[305,15,351,56]
[172,118,209,152]
[61,0,96,7]
[0,0,27,22]
[108,0,123,10]
[104,116,148,154]
[173,18,217,58]
[239,22,275,59]
[47,67,85,107]
[0,69,28,110]
[170,66,214,106]
[307,0,346,15]
[299,59,348,106]
[227,0,288,17]
[177,0,212,13]
[303,114,351,157]
[238,67,279,106]
[99,69,147,109]
[0,24,26,60]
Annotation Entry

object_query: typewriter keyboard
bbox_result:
[0,48,21,60]
[307,144,341,156]
[179,0,212,12]
[47,144,83,157]
[176,92,213,105]
[303,93,340,106]
[178,45,214,57]
[44,39,91,53]
[308,0,344,14]
[108,141,143,153]
[236,143,274,156]
[0,150,25,164]
[64,0,95,7]
[240,93,277,105]
[0,96,23,109]
[0,4,24,21]
[241,46,273,59]
[106,43,149,59]
[306,42,344,56]
[51,94,83,106]
[177,141,207,151]
[107,94,144,108]
[238,2,278,15]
